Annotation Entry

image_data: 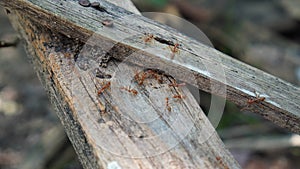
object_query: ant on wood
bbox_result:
[97,81,111,95]
[134,69,163,85]
[165,97,171,112]
[143,34,154,44]
[168,82,186,88]
[247,91,266,104]
[173,94,186,100]
[169,43,180,59]
[134,70,147,85]
[241,90,266,111]
[120,86,138,96]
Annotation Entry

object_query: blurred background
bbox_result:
[1,0,300,168]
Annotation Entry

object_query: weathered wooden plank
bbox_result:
[1,0,299,134]
[3,0,241,168]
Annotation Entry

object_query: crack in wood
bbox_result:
[153,36,175,46]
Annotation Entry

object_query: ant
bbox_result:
[120,86,138,96]
[134,69,163,85]
[247,92,266,104]
[97,81,111,95]
[165,97,171,112]
[134,71,147,85]
[168,82,186,88]
[143,34,154,43]
[241,91,266,111]
[173,94,186,100]
[169,43,180,59]
[133,70,141,81]
[145,69,163,83]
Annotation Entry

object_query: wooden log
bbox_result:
[1,0,299,134]
[2,0,240,168]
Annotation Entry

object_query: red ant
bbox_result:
[120,86,138,96]
[173,94,186,100]
[169,43,180,59]
[165,97,171,112]
[134,71,147,85]
[247,96,265,104]
[133,70,140,81]
[168,82,186,88]
[145,69,163,83]
[247,91,266,104]
[241,91,266,111]
[97,81,111,95]
[133,70,142,85]
[134,69,163,85]
[143,34,154,43]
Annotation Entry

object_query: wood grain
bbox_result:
[3,0,241,168]
[1,0,300,134]
[1,0,299,134]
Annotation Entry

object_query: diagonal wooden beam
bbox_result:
[2,0,242,168]
[1,0,300,133]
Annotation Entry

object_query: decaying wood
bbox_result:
[1,0,299,134]
[2,0,241,168]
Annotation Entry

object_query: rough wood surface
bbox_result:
[2,0,241,168]
[1,0,299,134]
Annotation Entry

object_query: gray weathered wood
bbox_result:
[2,0,240,168]
[1,0,299,134]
